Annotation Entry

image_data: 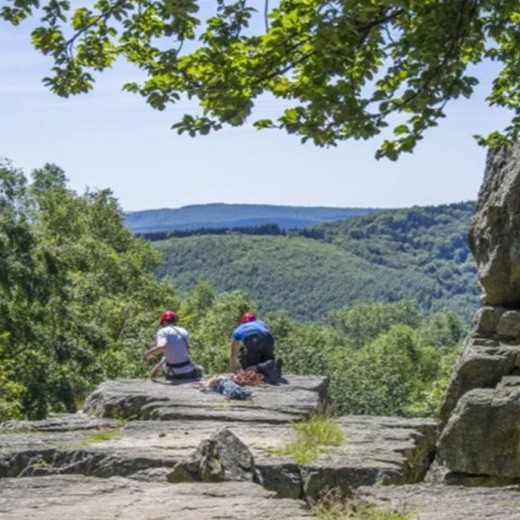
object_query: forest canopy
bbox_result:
[153,202,478,321]
[2,0,520,158]
[0,160,464,422]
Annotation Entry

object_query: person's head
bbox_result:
[160,310,178,326]
[240,312,257,324]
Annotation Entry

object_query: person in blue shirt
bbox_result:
[229,312,282,384]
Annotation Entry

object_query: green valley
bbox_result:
[154,202,478,322]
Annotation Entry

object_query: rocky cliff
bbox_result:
[469,142,520,306]
[435,141,520,486]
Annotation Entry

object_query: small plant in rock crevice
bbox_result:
[65,428,121,448]
[313,494,413,520]
[271,415,345,464]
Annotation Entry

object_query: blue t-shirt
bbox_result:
[232,319,272,341]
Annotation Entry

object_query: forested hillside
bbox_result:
[125,203,378,233]
[0,161,179,420]
[154,202,478,321]
[0,160,466,423]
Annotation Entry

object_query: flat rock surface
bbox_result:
[300,416,438,498]
[83,376,327,423]
[0,415,296,479]
[0,475,313,520]
[0,413,438,500]
[357,483,520,519]
[0,414,296,458]
[1,380,438,502]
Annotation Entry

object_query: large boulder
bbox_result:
[436,307,520,483]
[438,338,517,425]
[83,377,327,423]
[437,378,520,482]
[168,427,259,483]
[435,143,520,484]
[469,141,520,306]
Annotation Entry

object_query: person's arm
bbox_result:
[144,345,165,360]
[229,340,240,372]
[149,356,165,379]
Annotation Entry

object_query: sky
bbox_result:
[0,13,512,213]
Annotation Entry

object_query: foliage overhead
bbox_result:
[2,0,520,158]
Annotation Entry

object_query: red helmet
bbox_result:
[160,310,178,323]
[240,312,257,324]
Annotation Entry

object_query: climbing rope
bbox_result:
[232,369,265,386]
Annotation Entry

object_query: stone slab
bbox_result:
[0,475,313,520]
[0,413,438,501]
[357,483,520,519]
[0,415,296,480]
[300,416,438,499]
[83,376,327,423]
[437,382,520,479]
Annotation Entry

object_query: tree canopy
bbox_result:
[153,202,478,321]
[0,160,179,418]
[2,0,519,159]
[0,159,464,421]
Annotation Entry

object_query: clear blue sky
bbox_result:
[0,17,511,212]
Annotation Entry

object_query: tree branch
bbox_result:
[65,0,128,54]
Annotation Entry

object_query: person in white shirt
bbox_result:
[144,310,203,381]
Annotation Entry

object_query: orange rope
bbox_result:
[232,369,265,386]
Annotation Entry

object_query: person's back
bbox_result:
[229,312,282,384]
[157,324,193,376]
[145,310,203,381]
[231,319,271,342]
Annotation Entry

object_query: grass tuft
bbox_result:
[0,423,36,434]
[314,496,413,520]
[271,415,345,464]
[65,429,120,448]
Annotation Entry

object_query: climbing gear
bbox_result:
[166,359,192,369]
[216,378,253,400]
[257,358,281,385]
[164,364,202,381]
[232,369,265,386]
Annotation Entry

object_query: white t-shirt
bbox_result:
[156,325,193,374]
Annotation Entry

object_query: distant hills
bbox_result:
[125,203,380,233]
[150,201,478,322]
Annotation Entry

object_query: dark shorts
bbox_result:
[239,333,275,369]
[164,364,203,381]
